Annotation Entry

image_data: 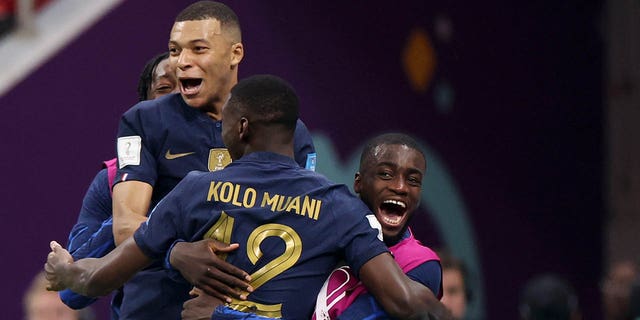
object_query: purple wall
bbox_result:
[1,1,603,319]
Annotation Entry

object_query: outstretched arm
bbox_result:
[359,253,453,320]
[45,237,151,297]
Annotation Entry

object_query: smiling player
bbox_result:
[169,133,451,319]
[110,2,315,319]
[314,133,445,319]
[45,75,448,320]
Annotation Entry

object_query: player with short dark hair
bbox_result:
[136,52,176,101]
[110,2,316,319]
[58,51,179,317]
[46,75,447,320]
[313,133,446,319]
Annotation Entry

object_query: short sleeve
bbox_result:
[406,260,442,297]
[114,104,159,188]
[293,119,316,170]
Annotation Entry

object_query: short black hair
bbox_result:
[175,1,241,41]
[359,132,426,171]
[228,74,299,131]
[519,274,579,320]
[137,52,169,101]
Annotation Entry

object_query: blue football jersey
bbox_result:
[115,93,316,206]
[134,152,388,319]
[113,94,316,319]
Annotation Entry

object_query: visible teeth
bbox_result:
[383,200,406,208]
[382,216,402,225]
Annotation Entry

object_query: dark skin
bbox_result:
[172,143,453,318]
[170,239,252,303]
[355,144,426,246]
[46,96,449,319]
[181,288,223,320]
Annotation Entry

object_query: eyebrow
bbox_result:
[376,162,423,174]
[169,38,210,46]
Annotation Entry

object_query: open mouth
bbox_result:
[378,199,407,226]
[180,78,203,96]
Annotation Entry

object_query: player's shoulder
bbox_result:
[169,170,217,195]
[295,118,309,131]
[315,178,369,211]
[92,166,109,183]
[323,181,358,199]
[122,93,183,119]
[394,231,441,261]
[296,167,345,190]
[183,169,214,183]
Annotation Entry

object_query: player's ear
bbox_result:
[230,42,243,68]
[238,117,249,140]
[353,172,362,193]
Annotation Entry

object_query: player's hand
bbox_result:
[181,287,223,320]
[170,239,253,302]
[44,241,73,291]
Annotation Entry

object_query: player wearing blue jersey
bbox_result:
[175,133,452,320]
[60,159,117,312]
[59,52,178,317]
[314,133,447,319]
[110,2,316,319]
[46,74,445,320]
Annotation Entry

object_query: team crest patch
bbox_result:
[117,136,142,169]
[208,148,231,171]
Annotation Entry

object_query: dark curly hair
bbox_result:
[136,52,169,101]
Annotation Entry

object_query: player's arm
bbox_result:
[112,180,152,245]
[181,288,224,320]
[45,237,151,297]
[169,239,253,302]
[61,219,117,309]
[67,168,113,253]
[68,217,115,261]
[359,253,453,320]
[113,106,158,246]
[60,168,117,309]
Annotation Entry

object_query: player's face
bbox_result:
[168,19,242,110]
[354,144,425,242]
[441,268,468,319]
[147,58,178,100]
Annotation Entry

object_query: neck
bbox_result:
[244,127,294,159]
[205,109,222,121]
[203,94,228,121]
[200,78,238,120]
[384,228,410,247]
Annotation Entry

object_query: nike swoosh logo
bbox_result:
[165,149,195,160]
